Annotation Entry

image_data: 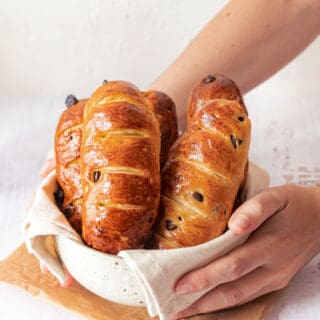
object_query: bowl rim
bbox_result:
[55,229,240,261]
[55,234,124,261]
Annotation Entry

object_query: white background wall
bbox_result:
[0,0,319,98]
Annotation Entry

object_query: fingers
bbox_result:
[228,186,289,235]
[60,269,75,288]
[39,262,74,288]
[175,267,273,319]
[39,148,55,178]
[176,235,268,294]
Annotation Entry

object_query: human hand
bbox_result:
[39,149,55,178]
[39,262,74,288]
[174,185,320,319]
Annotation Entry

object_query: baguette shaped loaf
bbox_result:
[153,99,250,249]
[81,81,161,254]
[55,98,88,234]
[144,90,178,169]
[188,73,249,192]
[187,73,247,123]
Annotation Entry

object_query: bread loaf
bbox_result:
[153,99,250,249]
[54,96,88,234]
[144,90,178,169]
[189,73,249,198]
[81,81,161,254]
[187,73,247,123]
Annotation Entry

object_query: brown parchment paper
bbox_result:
[0,244,280,320]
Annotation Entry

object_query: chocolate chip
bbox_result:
[69,135,73,141]
[53,189,64,208]
[231,135,237,148]
[93,170,101,182]
[65,94,78,108]
[238,116,244,122]
[166,220,177,230]
[178,216,182,221]
[193,192,204,202]
[103,80,108,85]
[97,227,106,233]
[148,217,154,223]
[238,138,243,145]
[203,74,216,84]
[63,203,74,219]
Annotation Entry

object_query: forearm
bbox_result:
[151,0,320,127]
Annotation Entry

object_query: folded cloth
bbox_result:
[23,171,82,284]
[23,162,269,320]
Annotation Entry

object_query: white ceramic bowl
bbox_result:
[55,235,146,307]
[25,163,268,309]
[52,162,269,308]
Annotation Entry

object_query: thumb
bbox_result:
[228,187,289,235]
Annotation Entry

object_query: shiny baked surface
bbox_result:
[55,99,88,234]
[144,90,178,169]
[187,73,247,123]
[153,98,251,249]
[81,81,161,254]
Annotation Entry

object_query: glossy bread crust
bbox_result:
[55,99,88,234]
[153,99,251,249]
[144,90,178,169]
[187,73,247,124]
[81,81,161,254]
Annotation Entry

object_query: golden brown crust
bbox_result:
[153,99,251,249]
[55,99,88,234]
[81,81,161,254]
[143,90,178,169]
[187,73,247,124]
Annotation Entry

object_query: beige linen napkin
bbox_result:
[23,171,82,284]
[119,231,250,319]
[23,162,269,320]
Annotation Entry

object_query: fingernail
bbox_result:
[176,284,193,295]
[231,215,251,231]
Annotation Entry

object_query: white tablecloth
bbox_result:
[0,94,319,319]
